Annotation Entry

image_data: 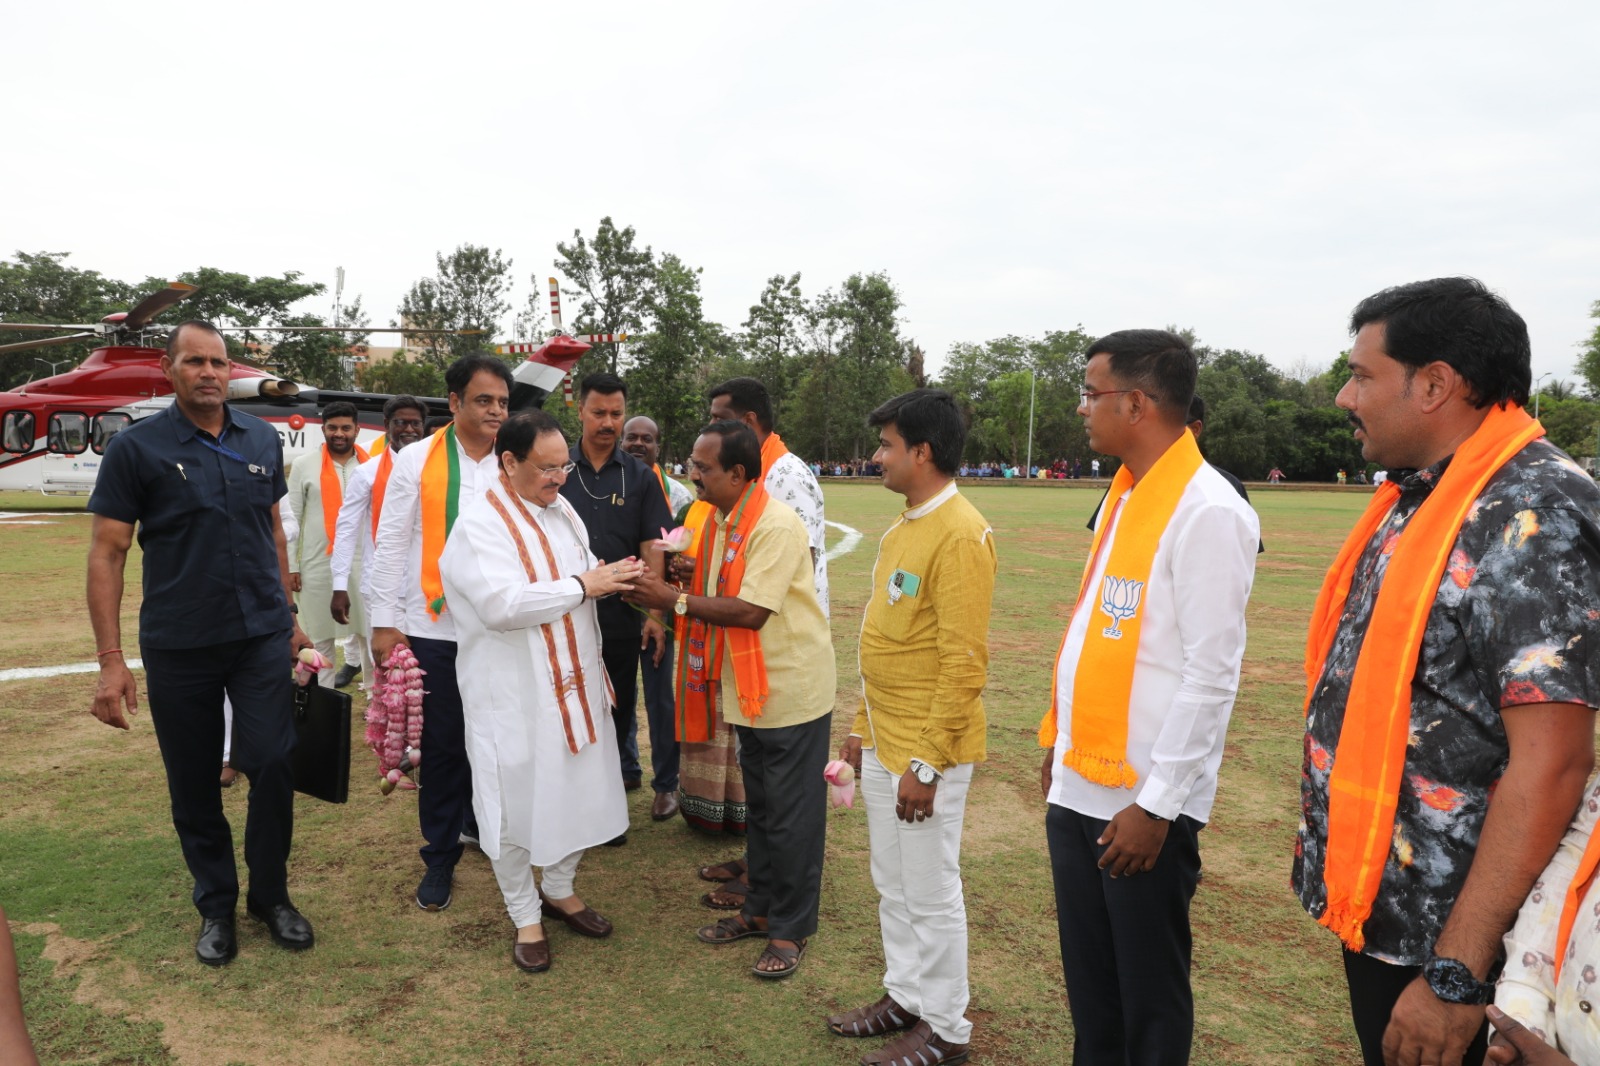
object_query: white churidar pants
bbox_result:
[862,747,975,1044]
[487,808,585,929]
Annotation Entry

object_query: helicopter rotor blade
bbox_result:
[0,332,97,355]
[0,322,101,332]
[123,282,199,330]
[212,326,485,335]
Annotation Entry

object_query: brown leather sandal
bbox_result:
[696,914,766,944]
[827,993,920,1038]
[697,857,747,883]
[699,875,749,910]
[859,1021,969,1066]
[751,938,806,979]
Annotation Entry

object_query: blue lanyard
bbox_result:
[195,427,266,474]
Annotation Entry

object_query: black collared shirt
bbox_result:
[560,442,672,635]
[89,402,291,650]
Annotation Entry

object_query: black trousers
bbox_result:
[1046,804,1202,1066]
[1342,948,1489,1066]
[601,631,643,784]
[409,636,474,869]
[637,631,680,793]
[737,712,831,942]
[141,632,296,918]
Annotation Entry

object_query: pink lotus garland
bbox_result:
[365,645,426,795]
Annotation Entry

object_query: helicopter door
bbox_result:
[47,412,89,454]
[1,410,34,453]
[91,413,132,454]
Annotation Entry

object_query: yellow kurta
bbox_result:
[854,481,996,775]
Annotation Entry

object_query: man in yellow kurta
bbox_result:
[625,420,835,981]
[831,389,996,1066]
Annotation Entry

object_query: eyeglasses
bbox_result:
[533,461,577,479]
[388,418,425,430]
[1080,389,1137,405]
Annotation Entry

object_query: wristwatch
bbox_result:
[674,592,689,617]
[909,759,939,785]
[1422,956,1494,1005]
[287,603,299,615]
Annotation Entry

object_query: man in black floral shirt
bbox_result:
[1294,277,1600,1066]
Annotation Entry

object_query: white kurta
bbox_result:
[439,483,628,867]
[288,449,366,643]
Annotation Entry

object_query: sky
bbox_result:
[4,0,1598,384]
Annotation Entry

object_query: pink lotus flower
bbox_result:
[293,647,334,687]
[655,525,693,553]
[823,760,856,809]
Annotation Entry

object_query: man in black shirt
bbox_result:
[559,372,674,831]
[86,320,314,967]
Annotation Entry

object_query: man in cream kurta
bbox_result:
[439,411,637,973]
[287,404,367,686]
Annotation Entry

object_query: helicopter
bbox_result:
[0,281,594,494]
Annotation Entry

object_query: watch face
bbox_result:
[917,764,935,784]
[1423,958,1492,1005]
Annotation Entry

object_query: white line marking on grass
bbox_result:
[823,520,862,563]
[0,512,88,520]
[0,659,143,683]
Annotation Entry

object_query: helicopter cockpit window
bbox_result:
[1,411,34,453]
[91,413,132,454]
[48,412,89,455]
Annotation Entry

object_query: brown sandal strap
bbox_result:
[828,994,920,1038]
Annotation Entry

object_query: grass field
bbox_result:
[0,483,1374,1065]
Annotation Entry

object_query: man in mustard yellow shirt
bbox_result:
[625,421,835,981]
[831,389,996,1066]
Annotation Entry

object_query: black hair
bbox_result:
[383,394,425,422]
[444,353,513,399]
[578,371,628,404]
[165,320,225,356]
[1084,329,1196,420]
[708,376,774,431]
[699,420,762,482]
[495,410,565,463]
[425,416,453,434]
[322,401,359,424]
[1348,276,1530,408]
[1187,394,1206,424]
[867,389,966,476]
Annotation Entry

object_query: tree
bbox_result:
[0,251,134,389]
[267,296,372,391]
[1533,395,1600,458]
[1577,301,1600,397]
[554,218,655,375]
[140,267,326,362]
[357,357,445,399]
[741,273,810,426]
[790,272,908,460]
[628,253,714,464]
[937,329,1091,467]
[396,245,512,369]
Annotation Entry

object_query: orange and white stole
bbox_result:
[418,426,460,620]
[1305,402,1544,951]
[369,446,395,542]
[760,431,790,476]
[1038,430,1204,788]
[319,444,369,554]
[482,475,609,755]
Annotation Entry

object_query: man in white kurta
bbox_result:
[287,404,367,686]
[439,410,638,973]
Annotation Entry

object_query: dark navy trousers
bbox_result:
[409,636,475,869]
[141,631,296,918]
[601,631,643,786]
[637,631,680,794]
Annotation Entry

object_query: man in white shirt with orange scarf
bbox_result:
[1040,329,1258,1065]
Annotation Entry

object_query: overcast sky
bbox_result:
[5,1,1597,384]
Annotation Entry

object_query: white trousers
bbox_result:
[862,748,975,1044]
[487,837,584,929]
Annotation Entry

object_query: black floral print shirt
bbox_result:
[1293,439,1600,965]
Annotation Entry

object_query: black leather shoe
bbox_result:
[333,664,360,689]
[196,915,237,967]
[246,900,315,951]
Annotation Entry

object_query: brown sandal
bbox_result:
[696,914,766,944]
[859,1021,969,1066]
[699,874,750,910]
[752,938,806,980]
[828,994,920,1038]
[697,857,747,883]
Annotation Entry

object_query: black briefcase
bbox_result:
[291,677,351,804]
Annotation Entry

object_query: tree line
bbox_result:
[6,240,1600,482]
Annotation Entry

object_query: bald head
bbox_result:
[623,415,662,466]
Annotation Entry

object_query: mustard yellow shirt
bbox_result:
[854,481,996,774]
[712,498,836,730]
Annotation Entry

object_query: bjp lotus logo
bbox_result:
[1099,575,1144,639]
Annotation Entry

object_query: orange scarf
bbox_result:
[319,444,369,554]
[483,476,601,755]
[418,425,461,620]
[1556,818,1600,984]
[760,431,790,479]
[369,446,395,541]
[675,484,770,741]
[367,434,387,458]
[1037,430,1203,787]
[1306,403,1544,951]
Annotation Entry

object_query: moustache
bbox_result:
[1347,413,1365,433]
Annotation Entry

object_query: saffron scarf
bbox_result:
[419,425,461,620]
[367,434,387,458]
[483,476,601,755]
[1556,818,1600,984]
[760,431,790,477]
[369,446,395,541]
[319,444,369,554]
[1305,402,1544,951]
[1037,430,1204,788]
[675,484,770,742]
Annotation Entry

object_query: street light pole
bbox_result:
[1534,372,1551,419]
[1025,366,1036,477]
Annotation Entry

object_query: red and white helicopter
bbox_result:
[0,280,603,495]
[494,277,626,406]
